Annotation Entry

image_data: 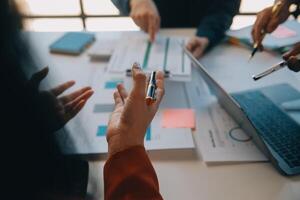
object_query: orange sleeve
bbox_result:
[104,146,163,200]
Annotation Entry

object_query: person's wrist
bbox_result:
[107,130,145,158]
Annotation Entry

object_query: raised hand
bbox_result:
[29,67,94,132]
[106,63,165,157]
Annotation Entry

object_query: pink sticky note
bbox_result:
[162,109,196,129]
[271,25,297,39]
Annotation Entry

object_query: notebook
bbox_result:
[226,20,300,52]
[49,32,95,55]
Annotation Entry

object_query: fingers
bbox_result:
[287,56,300,72]
[192,46,205,59]
[113,90,123,109]
[148,15,156,42]
[29,67,49,89]
[186,38,197,51]
[66,100,87,121]
[252,7,274,48]
[266,17,281,33]
[186,37,209,59]
[51,80,75,96]
[130,0,160,40]
[154,70,165,105]
[117,83,128,101]
[132,15,148,32]
[283,43,300,60]
[132,63,147,97]
[148,14,160,42]
[60,86,92,104]
[65,90,94,113]
[283,43,300,72]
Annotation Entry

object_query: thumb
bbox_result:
[29,67,49,89]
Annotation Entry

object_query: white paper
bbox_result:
[196,98,268,162]
[57,69,195,155]
[107,33,191,81]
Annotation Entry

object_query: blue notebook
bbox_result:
[49,32,95,55]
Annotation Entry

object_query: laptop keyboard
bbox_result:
[232,91,300,168]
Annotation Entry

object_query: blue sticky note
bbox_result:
[105,80,123,89]
[145,126,151,141]
[97,126,107,137]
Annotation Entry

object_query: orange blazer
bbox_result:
[104,146,163,200]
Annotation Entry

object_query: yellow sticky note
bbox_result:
[162,109,195,129]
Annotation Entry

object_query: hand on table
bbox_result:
[186,36,210,59]
[130,0,160,42]
[283,42,300,72]
[29,67,94,132]
[252,2,290,50]
[106,63,165,157]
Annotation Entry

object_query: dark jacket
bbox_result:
[112,0,241,47]
[0,1,88,199]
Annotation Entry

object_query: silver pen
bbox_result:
[252,61,287,81]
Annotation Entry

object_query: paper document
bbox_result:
[107,33,191,81]
[87,39,117,61]
[57,70,195,154]
[196,99,268,162]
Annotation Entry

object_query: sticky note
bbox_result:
[271,25,297,39]
[145,126,151,141]
[97,126,107,137]
[105,80,123,89]
[162,109,195,129]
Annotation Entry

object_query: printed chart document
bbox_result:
[196,99,268,162]
[107,33,191,81]
[57,70,195,155]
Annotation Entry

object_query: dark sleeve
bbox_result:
[196,0,241,48]
[104,146,163,200]
[111,0,131,15]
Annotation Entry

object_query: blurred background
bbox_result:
[16,0,275,31]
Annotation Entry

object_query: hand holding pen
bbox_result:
[253,52,300,81]
[107,63,165,157]
[250,1,290,60]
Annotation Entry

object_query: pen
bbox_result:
[253,53,300,81]
[252,61,287,81]
[146,71,157,105]
[249,1,283,61]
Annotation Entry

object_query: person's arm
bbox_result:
[104,146,162,200]
[196,0,241,48]
[104,63,165,200]
[111,0,131,15]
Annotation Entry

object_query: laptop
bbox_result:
[182,46,300,176]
